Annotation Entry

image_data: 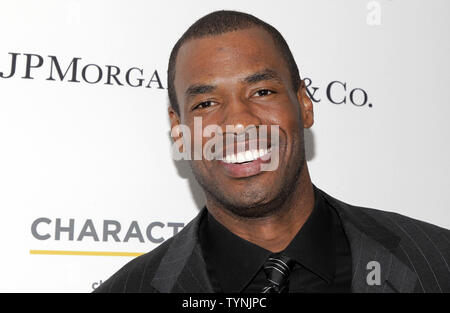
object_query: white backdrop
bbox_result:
[0,0,449,292]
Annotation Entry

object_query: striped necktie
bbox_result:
[261,253,295,293]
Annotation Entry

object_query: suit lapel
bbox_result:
[320,188,418,293]
[151,187,420,293]
[150,208,214,293]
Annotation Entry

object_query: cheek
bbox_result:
[264,107,303,165]
[261,92,301,126]
[184,121,218,167]
[264,105,302,143]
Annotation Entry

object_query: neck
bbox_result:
[206,163,315,253]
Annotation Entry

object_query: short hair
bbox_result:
[167,10,301,115]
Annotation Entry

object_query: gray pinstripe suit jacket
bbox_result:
[94,186,450,293]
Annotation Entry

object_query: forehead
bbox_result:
[174,27,289,97]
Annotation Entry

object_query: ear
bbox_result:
[297,79,314,129]
[168,106,183,149]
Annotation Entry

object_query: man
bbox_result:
[94,10,450,293]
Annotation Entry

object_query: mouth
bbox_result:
[217,146,274,178]
[221,147,271,164]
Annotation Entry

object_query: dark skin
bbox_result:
[169,27,315,253]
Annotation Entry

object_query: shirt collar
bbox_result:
[201,210,272,292]
[282,184,336,284]
[200,184,336,292]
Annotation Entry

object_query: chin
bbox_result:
[225,202,281,219]
[219,188,282,219]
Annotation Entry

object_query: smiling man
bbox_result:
[94,10,450,293]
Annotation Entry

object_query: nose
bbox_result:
[221,95,262,135]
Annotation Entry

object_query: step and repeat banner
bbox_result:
[1,0,449,292]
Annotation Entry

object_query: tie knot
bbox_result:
[262,253,295,293]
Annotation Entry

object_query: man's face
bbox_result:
[171,27,313,218]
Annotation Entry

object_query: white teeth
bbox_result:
[222,148,272,164]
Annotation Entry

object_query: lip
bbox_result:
[218,149,272,178]
[220,140,271,159]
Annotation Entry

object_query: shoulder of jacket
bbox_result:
[92,235,174,293]
[93,209,205,293]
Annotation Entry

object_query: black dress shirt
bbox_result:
[198,184,353,293]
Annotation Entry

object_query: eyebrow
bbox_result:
[243,68,283,85]
[185,84,217,102]
[184,68,283,101]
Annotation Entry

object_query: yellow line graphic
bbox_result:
[30,250,145,257]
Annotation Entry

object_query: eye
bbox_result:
[254,89,276,97]
[193,100,216,111]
